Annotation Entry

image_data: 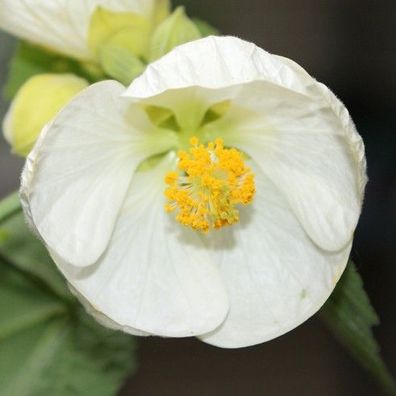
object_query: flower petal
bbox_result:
[21,80,177,268]
[219,80,365,251]
[125,36,365,251]
[0,0,93,59]
[125,85,237,132]
[199,165,352,348]
[51,154,229,337]
[124,35,316,100]
[68,283,151,336]
[0,0,160,59]
[123,36,257,130]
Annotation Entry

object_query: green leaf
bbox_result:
[321,261,396,395]
[0,233,136,395]
[3,41,94,100]
[32,314,136,396]
[0,261,67,395]
[0,210,70,299]
[0,261,66,342]
[192,18,220,37]
[0,192,20,224]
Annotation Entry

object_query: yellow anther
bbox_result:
[190,136,199,146]
[164,136,256,232]
[164,171,179,185]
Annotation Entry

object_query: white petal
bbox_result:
[222,81,365,251]
[124,35,316,99]
[51,154,229,337]
[0,0,158,60]
[123,36,253,129]
[21,80,177,268]
[199,166,351,348]
[126,35,365,251]
[68,283,150,336]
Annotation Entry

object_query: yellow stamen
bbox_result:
[164,136,256,232]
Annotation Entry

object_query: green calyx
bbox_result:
[88,5,203,86]
[148,6,202,62]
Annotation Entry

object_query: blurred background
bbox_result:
[0,0,395,395]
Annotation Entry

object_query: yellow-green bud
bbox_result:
[149,7,202,61]
[3,73,88,157]
[153,0,172,25]
[99,43,145,85]
[88,7,152,60]
[85,3,174,84]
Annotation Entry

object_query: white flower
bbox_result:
[0,0,169,60]
[21,36,367,348]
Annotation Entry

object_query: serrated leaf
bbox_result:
[321,261,396,395]
[0,247,136,396]
[32,314,136,396]
[3,41,93,100]
[0,318,68,396]
[0,263,68,395]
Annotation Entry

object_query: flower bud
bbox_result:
[88,7,152,60]
[149,7,202,61]
[98,43,145,85]
[153,0,171,25]
[3,73,88,157]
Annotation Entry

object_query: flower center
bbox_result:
[164,137,256,232]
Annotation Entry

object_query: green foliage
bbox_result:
[3,42,96,101]
[31,313,136,396]
[321,261,396,395]
[99,44,145,86]
[0,205,136,396]
[0,268,67,395]
[0,192,20,224]
[0,203,70,299]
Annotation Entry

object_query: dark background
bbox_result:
[0,0,395,395]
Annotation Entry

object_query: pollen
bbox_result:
[164,136,256,232]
